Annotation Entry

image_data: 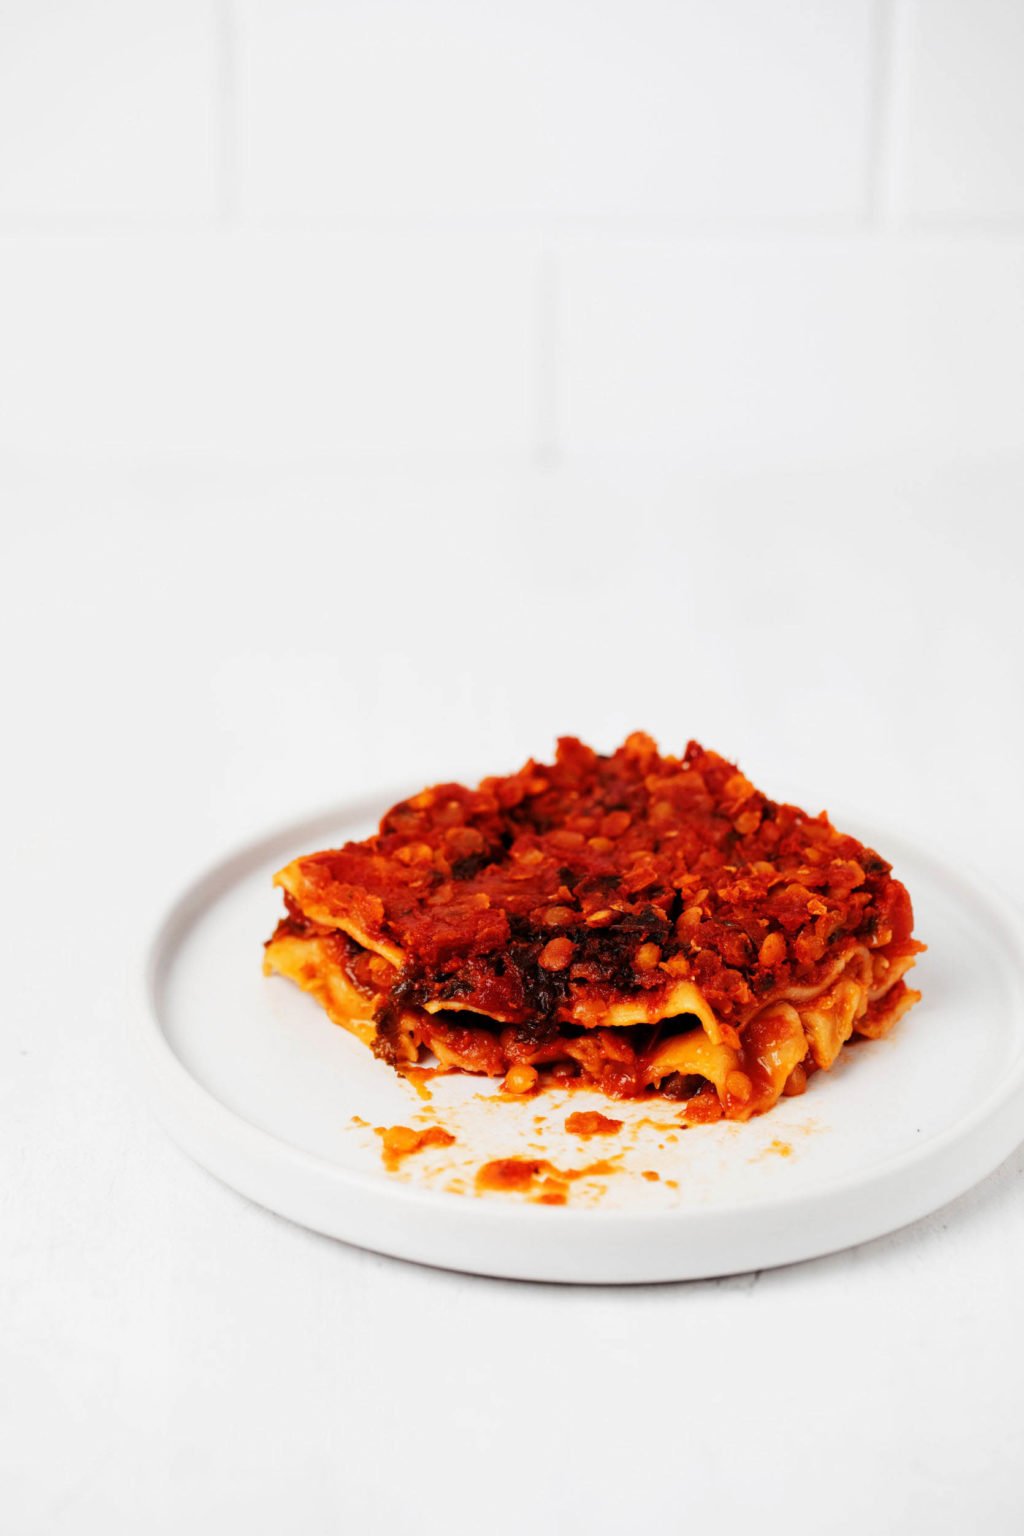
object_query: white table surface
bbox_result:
[4,456,1024,1535]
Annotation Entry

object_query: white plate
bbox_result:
[137,792,1024,1283]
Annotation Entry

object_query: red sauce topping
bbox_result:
[280,734,918,1028]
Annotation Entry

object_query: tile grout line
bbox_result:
[535,242,561,468]
[215,0,239,226]
[865,0,896,230]
[868,0,919,233]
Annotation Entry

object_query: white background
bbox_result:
[3,3,1024,1533]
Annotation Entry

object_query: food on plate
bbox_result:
[264,735,923,1122]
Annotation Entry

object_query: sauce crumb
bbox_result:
[350,1115,370,1127]
[375,1123,455,1172]
[766,1138,792,1158]
[683,1088,724,1125]
[475,1156,618,1205]
[642,1170,660,1182]
[565,1111,623,1137]
[665,1178,679,1190]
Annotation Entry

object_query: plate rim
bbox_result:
[133,788,1024,1280]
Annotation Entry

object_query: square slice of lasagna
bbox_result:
[264,735,923,1122]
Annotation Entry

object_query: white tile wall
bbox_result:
[0,0,221,221]
[893,0,1024,223]
[0,0,1021,468]
[558,235,1024,465]
[236,0,875,224]
[0,233,540,459]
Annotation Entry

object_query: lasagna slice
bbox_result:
[264,735,924,1123]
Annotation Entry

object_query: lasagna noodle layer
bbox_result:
[263,928,920,1123]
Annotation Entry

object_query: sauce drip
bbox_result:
[396,1065,444,1101]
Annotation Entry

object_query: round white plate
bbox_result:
[137,793,1024,1284]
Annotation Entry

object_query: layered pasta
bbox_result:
[264,735,924,1123]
